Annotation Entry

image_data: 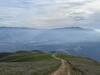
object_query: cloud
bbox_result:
[0,0,100,28]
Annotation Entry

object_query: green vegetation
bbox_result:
[56,54,97,64]
[57,54,100,75]
[0,52,61,75]
[0,53,54,62]
[0,51,100,75]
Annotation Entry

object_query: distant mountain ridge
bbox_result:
[0,26,92,30]
[53,27,90,30]
[62,27,82,29]
[0,27,37,30]
[0,27,100,61]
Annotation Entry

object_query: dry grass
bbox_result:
[0,53,61,75]
[57,54,100,75]
[0,60,60,75]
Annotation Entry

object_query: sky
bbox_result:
[0,0,100,29]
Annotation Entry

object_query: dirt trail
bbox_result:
[51,55,71,75]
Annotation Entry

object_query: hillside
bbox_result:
[0,51,61,75]
[0,51,100,75]
[57,54,100,75]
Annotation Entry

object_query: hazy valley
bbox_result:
[0,27,100,61]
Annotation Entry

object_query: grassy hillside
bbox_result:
[0,53,54,62]
[0,52,61,75]
[0,51,100,75]
[57,54,100,75]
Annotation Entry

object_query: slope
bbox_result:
[57,54,100,75]
[0,52,61,75]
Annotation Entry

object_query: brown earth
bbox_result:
[51,55,71,75]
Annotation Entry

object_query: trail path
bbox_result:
[51,54,71,75]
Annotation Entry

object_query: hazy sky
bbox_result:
[0,0,100,28]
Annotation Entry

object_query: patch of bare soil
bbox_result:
[51,55,71,75]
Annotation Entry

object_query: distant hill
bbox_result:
[0,27,100,61]
[53,27,92,31]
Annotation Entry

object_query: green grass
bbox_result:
[0,53,54,62]
[0,52,61,75]
[1,52,100,75]
[57,54,97,64]
[57,54,100,75]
